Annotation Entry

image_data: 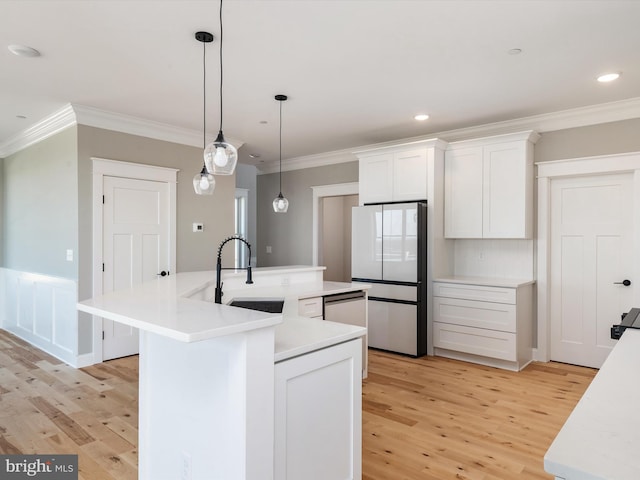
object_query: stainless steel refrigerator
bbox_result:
[351,201,427,357]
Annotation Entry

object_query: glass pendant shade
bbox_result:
[193,166,216,195]
[273,192,289,213]
[204,130,238,175]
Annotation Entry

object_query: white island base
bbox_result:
[78,268,366,480]
[139,328,276,480]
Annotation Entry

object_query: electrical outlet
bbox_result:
[66,249,73,262]
[266,245,272,254]
[181,452,192,480]
[281,276,290,286]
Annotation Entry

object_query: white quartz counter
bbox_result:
[433,275,536,288]
[544,328,640,479]
[78,270,368,361]
[77,271,282,342]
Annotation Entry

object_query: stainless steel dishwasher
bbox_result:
[324,290,367,376]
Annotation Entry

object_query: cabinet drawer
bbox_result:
[433,322,516,361]
[433,282,516,304]
[433,296,516,332]
[298,296,323,318]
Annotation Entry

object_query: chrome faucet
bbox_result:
[215,235,253,304]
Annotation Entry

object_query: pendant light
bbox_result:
[204,0,238,176]
[272,94,289,213]
[193,31,216,195]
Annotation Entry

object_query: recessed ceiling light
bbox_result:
[16,115,27,119]
[249,153,261,159]
[414,114,429,121]
[597,72,620,83]
[508,48,522,55]
[8,44,41,57]
[259,120,268,124]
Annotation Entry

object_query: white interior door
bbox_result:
[550,173,634,368]
[102,175,170,360]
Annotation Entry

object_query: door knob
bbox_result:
[157,271,169,277]
[614,279,631,286]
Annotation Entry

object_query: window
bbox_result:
[235,188,249,268]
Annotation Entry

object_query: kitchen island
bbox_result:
[78,267,368,480]
[544,328,640,479]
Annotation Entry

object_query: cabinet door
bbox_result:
[274,339,362,480]
[359,153,393,204]
[483,141,531,238]
[392,149,427,201]
[444,147,483,238]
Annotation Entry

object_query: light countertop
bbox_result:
[433,275,536,288]
[78,269,368,361]
[544,328,640,479]
[77,272,281,342]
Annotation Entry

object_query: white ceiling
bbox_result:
[2,0,639,167]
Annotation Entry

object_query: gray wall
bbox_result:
[535,118,640,163]
[2,127,79,279]
[77,125,236,295]
[256,161,358,267]
[76,126,235,354]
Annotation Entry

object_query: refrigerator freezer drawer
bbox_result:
[368,299,417,356]
[368,283,417,302]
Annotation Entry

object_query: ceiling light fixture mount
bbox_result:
[414,114,429,121]
[8,44,40,57]
[204,0,238,176]
[273,94,289,213]
[193,31,216,195]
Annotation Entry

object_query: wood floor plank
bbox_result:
[0,329,596,479]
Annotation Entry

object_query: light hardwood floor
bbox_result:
[0,330,596,479]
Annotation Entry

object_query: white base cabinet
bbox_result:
[433,280,533,371]
[274,338,362,480]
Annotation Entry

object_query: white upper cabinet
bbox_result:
[358,153,394,204]
[356,141,446,205]
[444,131,540,239]
[392,149,429,202]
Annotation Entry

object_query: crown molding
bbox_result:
[258,96,640,173]
[0,103,244,158]
[256,149,357,175]
[0,104,76,157]
[3,97,639,162]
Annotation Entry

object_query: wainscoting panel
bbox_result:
[0,268,79,366]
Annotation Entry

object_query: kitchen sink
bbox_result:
[228,297,285,314]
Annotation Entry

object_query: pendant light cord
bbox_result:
[279,99,283,193]
[202,39,207,151]
[219,0,224,132]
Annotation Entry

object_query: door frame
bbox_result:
[536,151,640,362]
[91,157,178,361]
[311,182,359,266]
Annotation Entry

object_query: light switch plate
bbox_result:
[66,249,73,261]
